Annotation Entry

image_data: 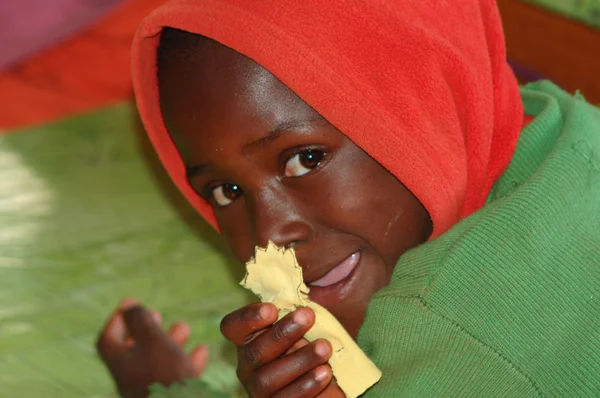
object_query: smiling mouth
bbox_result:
[308,251,361,288]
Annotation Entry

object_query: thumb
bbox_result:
[122,305,166,346]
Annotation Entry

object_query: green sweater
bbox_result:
[358,81,600,397]
[154,81,600,397]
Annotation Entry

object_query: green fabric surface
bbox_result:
[357,82,600,396]
[523,0,600,29]
[0,104,248,397]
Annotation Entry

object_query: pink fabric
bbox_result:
[0,0,123,70]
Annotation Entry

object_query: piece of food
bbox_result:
[240,242,382,398]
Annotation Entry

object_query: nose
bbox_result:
[249,187,313,250]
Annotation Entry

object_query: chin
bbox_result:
[307,250,387,338]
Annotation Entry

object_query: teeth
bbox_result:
[309,252,360,288]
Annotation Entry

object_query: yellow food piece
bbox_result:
[240,242,382,398]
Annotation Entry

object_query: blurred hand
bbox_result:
[96,299,208,398]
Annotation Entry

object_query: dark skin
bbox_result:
[97,33,432,397]
[96,299,208,398]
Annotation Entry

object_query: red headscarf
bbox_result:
[132,0,523,239]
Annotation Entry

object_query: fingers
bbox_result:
[122,305,167,347]
[151,310,163,325]
[221,303,278,346]
[97,298,141,357]
[122,310,162,346]
[272,365,333,398]
[285,338,310,355]
[168,322,191,347]
[119,298,140,309]
[189,345,210,377]
[315,378,345,398]
[237,308,315,382]
[246,339,332,397]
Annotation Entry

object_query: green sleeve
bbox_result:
[359,296,541,398]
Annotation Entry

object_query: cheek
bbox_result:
[373,184,431,267]
[322,154,429,263]
[319,153,380,214]
[216,207,256,263]
[320,155,395,228]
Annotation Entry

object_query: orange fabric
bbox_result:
[132,0,524,239]
[0,0,168,130]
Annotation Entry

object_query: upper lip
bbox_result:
[299,249,360,286]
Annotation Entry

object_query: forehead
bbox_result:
[158,36,322,146]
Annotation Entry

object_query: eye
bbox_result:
[284,149,325,177]
[211,183,243,207]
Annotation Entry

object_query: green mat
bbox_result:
[523,0,600,29]
[0,104,248,397]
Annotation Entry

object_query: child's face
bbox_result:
[158,40,431,336]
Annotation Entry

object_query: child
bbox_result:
[96,0,600,397]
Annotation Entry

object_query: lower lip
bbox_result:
[307,251,362,305]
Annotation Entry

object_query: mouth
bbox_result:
[307,251,361,288]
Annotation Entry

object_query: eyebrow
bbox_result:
[186,163,211,179]
[185,118,323,178]
[242,118,321,152]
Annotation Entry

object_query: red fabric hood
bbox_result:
[132,0,523,239]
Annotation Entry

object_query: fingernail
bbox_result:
[294,309,310,326]
[259,305,273,320]
[120,298,139,309]
[151,311,162,325]
[315,341,330,357]
[315,366,329,382]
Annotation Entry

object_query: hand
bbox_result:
[221,303,345,397]
[96,299,208,398]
